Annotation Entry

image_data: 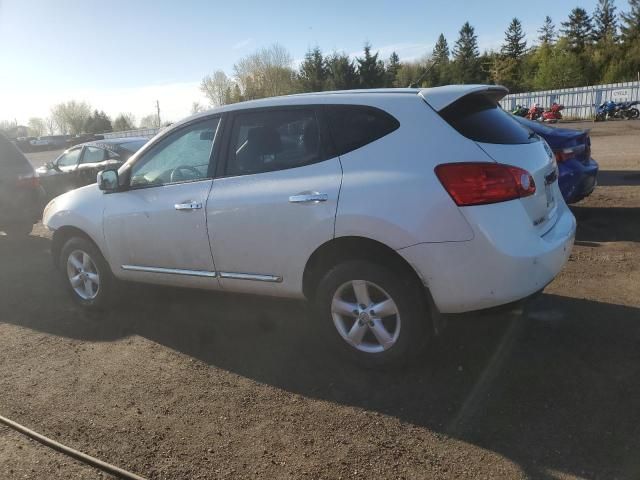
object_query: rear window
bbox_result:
[325,105,400,156]
[440,94,536,145]
[119,139,147,153]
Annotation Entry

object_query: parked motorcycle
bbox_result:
[541,103,564,123]
[511,105,528,117]
[527,104,544,121]
[620,100,640,119]
[595,100,639,121]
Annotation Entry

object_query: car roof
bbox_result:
[174,84,508,130]
[78,137,148,148]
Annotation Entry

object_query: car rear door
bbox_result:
[205,106,342,297]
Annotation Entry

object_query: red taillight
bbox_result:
[16,173,40,189]
[554,143,587,163]
[435,162,536,207]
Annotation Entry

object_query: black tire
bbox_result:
[629,108,640,120]
[313,260,432,368]
[2,222,33,237]
[59,236,116,309]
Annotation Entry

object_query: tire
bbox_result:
[59,236,116,309]
[629,108,639,120]
[313,260,432,368]
[2,222,33,237]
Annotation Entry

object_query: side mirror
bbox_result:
[98,169,119,192]
[47,161,60,171]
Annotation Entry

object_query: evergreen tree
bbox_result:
[298,46,328,92]
[431,34,451,85]
[538,16,557,45]
[356,43,386,88]
[325,52,359,90]
[433,33,450,62]
[385,51,401,87]
[620,0,640,41]
[561,7,593,51]
[452,22,483,83]
[502,18,527,58]
[84,110,112,134]
[593,0,618,42]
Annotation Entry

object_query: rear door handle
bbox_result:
[289,192,328,204]
[175,201,203,211]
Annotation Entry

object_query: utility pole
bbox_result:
[156,100,161,127]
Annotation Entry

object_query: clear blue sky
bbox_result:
[0,0,607,123]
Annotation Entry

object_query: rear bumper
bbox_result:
[398,200,576,314]
[0,186,46,225]
[559,157,599,204]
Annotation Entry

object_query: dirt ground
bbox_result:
[0,120,639,479]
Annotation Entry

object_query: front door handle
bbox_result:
[175,201,202,211]
[289,192,328,204]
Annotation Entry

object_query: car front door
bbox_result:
[206,107,342,297]
[103,116,222,289]
[41,147,82,198]
[75,145,111,187]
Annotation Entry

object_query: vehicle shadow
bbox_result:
[1,235,640,478]
[572,205,640,243]
[594,170,640,187]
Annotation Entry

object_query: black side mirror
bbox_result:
[98,169,119,192]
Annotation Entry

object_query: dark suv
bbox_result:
[0,132,46,236]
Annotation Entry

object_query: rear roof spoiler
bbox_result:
[418,85,509,112]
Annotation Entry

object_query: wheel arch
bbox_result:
[302,236,428,301]
[51,226,102,269]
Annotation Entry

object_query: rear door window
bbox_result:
[439,94,536,144]
[325,105,400,156]
[80,146,108,164]
[225,109,323,176]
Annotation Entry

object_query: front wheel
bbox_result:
[60,236,116,309]
[314,260,432,368]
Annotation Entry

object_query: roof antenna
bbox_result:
[408,57,439,88]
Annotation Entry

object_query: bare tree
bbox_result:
[201,71,234,106]
[50,101,91,135]
[232,43,296,100]
[28,117,46,136]
[139,114,160,128]
[45,117,56,135]
[191,101,206,114]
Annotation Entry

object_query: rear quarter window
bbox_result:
[325,105,400,156]
[439,94,536,145]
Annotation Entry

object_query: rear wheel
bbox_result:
[314,260,431,368]
[60,236,115,309]
[628,108,639,120]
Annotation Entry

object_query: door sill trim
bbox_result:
[219,272,283,283]
[121,265,217,278]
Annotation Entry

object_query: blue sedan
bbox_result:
[513,116,599,204]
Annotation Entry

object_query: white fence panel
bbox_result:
[500,81,640,119]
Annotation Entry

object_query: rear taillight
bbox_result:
[435,162,536,207]
[554,144,586,163]
[16,173,40,189]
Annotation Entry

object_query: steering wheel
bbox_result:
[170,165,201,183]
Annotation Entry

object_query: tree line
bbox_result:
[201,0,640,106]
[2,102,164,138]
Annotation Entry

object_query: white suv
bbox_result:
[43,85,576,366]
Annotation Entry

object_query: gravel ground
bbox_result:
[0,120,638,479]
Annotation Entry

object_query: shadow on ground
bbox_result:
[572,205,640,243]
[1,231,640,479]
[594,170,640,187]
